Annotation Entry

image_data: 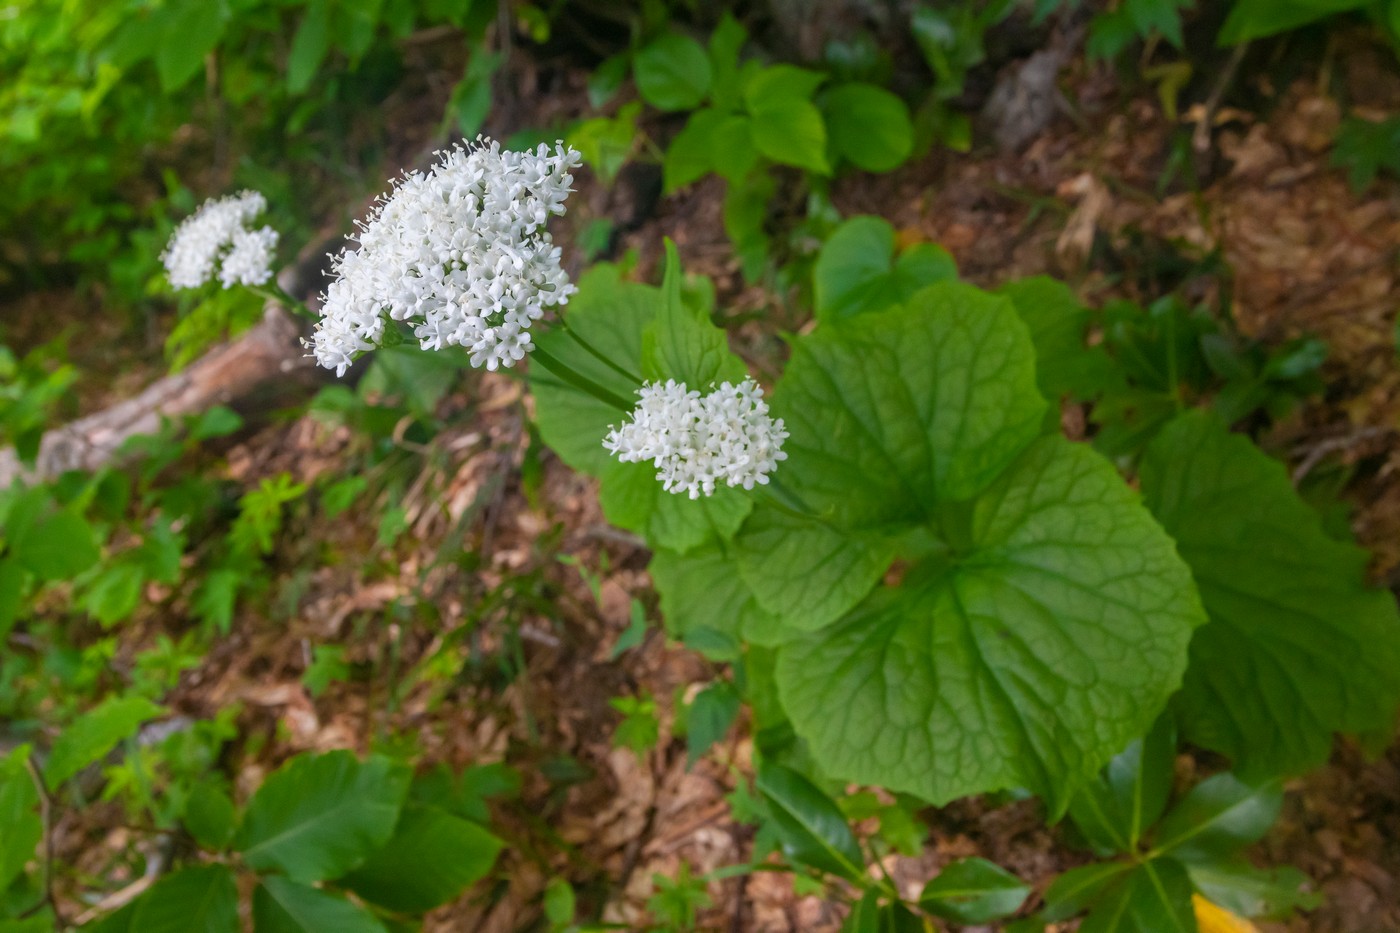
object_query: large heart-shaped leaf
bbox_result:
[772,283,1046,528]
[1141,411,1400,777]
[778,437,1205,812]
[237,751,410,883]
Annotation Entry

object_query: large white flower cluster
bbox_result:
[311,137,583,377]
[162,191,279,290]
[603,378,789,499]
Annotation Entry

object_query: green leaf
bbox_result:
[642,239,747,388]
[1153,773,1282,863]
[131,865,239,933]
[775,283,1046,527]
[0,558,27,640]
[44,695,165,787]
[1141,411,1400,777]
[1068,714,1176,855]
[341,804,503,912]
[919,857,1030,923]
[1217,0,1366,45]
[254,875,388,933]
[598,461,752,553]
[1185,860,1322,919]
[238,750,411,883]
[733,508,897,635]
[530,265,656,475]
[778,437,1205,813]
[755,763,865,881]
[813,216,956,321]
[287,0,331,93]
[183,783,237,851]
[634,33,712,111]
[650,541,780,646]
[0,916,55,933]
[664,109,724,191]
[999,277,1121,401]
[192,569,240,634]
[1042,861,1135,922]
[543,877,577,925]
[0,749,41,890]
[13,510,100,581]
[81,563,144,627]
[155,1,226,91]
[1079,858,1197,933]
[748,96,830,174]
[823,83,913,172]
[686,682,741,765]
[744,64,826,108]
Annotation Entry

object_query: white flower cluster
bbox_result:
[311,137,583,377]
[162,191,279,290]
[603,378,789,499]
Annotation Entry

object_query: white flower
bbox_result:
[603,378,789,499]
[311,136,583,377]
[162,191,277,290]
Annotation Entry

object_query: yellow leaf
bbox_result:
[1193,893,1258,933]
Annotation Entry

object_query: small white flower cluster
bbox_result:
[162,191,279,290]
[604,378,789,499]
[311,137,583,377]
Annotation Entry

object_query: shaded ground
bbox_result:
[11,18,1400,933]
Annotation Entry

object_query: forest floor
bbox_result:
[11,20,1400,933]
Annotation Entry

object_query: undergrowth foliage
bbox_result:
[4,2,1400,931]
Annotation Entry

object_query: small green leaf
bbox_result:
[286,0,331,93]
[642,239,747,388]
[1068,714,1176,855]
[155,1,226,91]
[238,750,410,883]
[253,875,388,933]
[0,558,28,640]
[341,804,503,912]
[686,681,740,766]
[81,563,144,627]
[1217,0,1365,45]
[755,763,864,881]
[183,783,237,851]
[14,510,100,581]
[999,276,1121,401]
[1042,861,1135,922]
[650,541,780,646]
[1153,773,1282,863]
[634,33,712,111]
[1078,858,1197,933]
[192,569,240,634]
[664,109,724,191]
[748,96,830,174]
[744,64,826,108]
[543,877,577,925]
[823,83,913,172]
[919,857,1030,923]
[44,695,165,787]
[131,865,239,933]
[0,749,41,890]
[813,216,956,321]
[1185,860,1322,919]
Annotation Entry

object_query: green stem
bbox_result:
[531,345,636,412]
[557,316,644,385]
[248,283,316,323]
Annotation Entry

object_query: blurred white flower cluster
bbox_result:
[604,378,789,499]
[311,137,583,377]
[162,191,279,290]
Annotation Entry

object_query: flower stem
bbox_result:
[248,283,316,323]
[530,345,636,412]
[557,316,644,385]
